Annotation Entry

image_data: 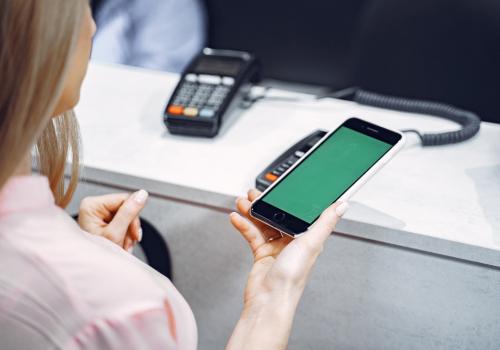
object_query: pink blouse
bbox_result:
[0,176,197,349]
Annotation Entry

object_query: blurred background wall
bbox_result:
[206,0,500,124]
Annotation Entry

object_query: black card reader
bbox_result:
[164,48,260,138]
[256,130,328,191]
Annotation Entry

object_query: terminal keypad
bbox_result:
[167,74,234,119]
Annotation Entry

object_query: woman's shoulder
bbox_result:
[0,207,197,349]
[0,204,173,315]
[0,235,195,349]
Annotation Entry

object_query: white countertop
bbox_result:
[75,63,500,265]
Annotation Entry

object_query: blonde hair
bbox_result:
[0,0,86,207]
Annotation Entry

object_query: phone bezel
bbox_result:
[250,117,404,237]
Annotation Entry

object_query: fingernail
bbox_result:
[336,202,349,217]
[138,228,143,242]
[133,190,148,204]
[127,246,134,254]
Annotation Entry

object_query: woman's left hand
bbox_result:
[77,190,149,252]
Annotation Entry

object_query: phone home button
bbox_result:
[273,212,286,222]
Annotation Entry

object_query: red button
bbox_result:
[265,173,278,182]
[168,105,184,115]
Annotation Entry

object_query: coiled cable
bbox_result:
[340,89,481,146]
[245,86,482,146]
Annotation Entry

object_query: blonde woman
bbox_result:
[0,1,348,349]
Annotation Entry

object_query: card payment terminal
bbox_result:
[164,48,260,137]
[256,130,328,191]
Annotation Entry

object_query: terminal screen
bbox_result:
[194,56,242,76]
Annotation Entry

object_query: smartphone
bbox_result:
[250,118,405,237]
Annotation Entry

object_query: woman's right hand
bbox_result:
[227,189,349,350]
[78,190,149,252]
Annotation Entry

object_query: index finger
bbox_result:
[86,193,130,213]
[247,189,262,202]
[297,202,349,248]
[106,190,149,242]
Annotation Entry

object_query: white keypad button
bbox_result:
[198,74,222,85]
[222,77,235,86]
[185,74,198,83]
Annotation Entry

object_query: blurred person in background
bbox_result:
[91,0,206,72]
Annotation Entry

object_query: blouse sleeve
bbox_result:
[70,307,181,350]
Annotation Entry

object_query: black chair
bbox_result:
[139,218,173,280]
[205,0,500,123]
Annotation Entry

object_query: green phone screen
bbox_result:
[262,127,393,223]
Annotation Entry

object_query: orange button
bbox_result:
[168,105,184,115]
[265,173,278,182]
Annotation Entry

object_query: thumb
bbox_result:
[106,190,149,242]
[299,202,349,248]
